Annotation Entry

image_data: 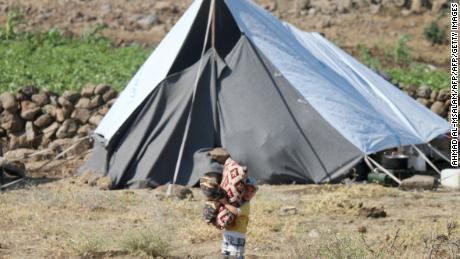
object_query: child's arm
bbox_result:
[223,203,240,216]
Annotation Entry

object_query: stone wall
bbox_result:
[0,84,452,153]
[0,84,117,152]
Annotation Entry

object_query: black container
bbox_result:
[382,154,408,170]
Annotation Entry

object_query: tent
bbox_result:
[80,0,450,189]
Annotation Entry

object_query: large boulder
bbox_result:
[1,111,24,132]
[20,101,41,121]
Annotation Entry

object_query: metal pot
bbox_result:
[382,154,409,170]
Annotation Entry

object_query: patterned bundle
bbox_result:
[201,158,247,229]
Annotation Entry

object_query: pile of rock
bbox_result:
[0,84,117,151]
[412,87,450,119]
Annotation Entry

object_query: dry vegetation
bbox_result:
[1,179,459,258]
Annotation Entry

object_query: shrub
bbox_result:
[394,35,411,67]
[120,228,170,257]
[424,20,448,45]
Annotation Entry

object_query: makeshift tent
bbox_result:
[80,0,450,189]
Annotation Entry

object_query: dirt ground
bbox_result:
[0,159,459,258]
[0,0,451,69]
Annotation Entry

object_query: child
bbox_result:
[220,176,258,259]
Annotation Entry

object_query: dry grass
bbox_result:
[0,179,459,258]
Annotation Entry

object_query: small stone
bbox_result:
[280,206,297,216]
[410,0,422,13]
[401,9,412,16]
[81,84,96,98]
[107,99,116,107]
[400,175,436,190]
[20,101,41,120]
[138,14,159,29]
[55,108,68,122]
[416,86,431,99]
[58,96,73,108]
[1,111,24,132]
[102,88,118,102]
[431,101,447,116]
[42,122,61,145]
[56,119,79,139]
[62,90,81,104]
[49,95,59,106]
[8,132,29,150]
[31,93,50,106]
[0,92,18,112]
[437,89,450,101]
[16,91,29,102]
[94,84,111,95]
[358,226,367,233]
[71,108,91,124]
[100,3,112,14]
[34,114,54,128]
[75,98,92,109]
[90,95,104,109]
[77,124,95,137]
[416,98,430,108]
[89,114,103,126]
[432,0,447,13]
[430,90,439,101]
[370,4,381,14]
[98,106,109,116]
[96,176,113,190]
[25,121,37,143]
[19,85,38,97]
[43,104,57,118]
[308,229,321,238]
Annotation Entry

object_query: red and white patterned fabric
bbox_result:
[220,158,247,204]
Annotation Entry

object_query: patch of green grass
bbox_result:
[388,64,449,90]
[356,35,449,90]
[0,15,150,93]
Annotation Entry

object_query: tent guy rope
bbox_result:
[167,0,216,196]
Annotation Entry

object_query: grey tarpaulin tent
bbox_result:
[80,0,450,189]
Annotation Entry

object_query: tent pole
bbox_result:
[411,144,442,175]
[211,0,216,49]
[364,156,375,171]
[366,156,402,185]
[427,143,451,164]
[166,0,216,197]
